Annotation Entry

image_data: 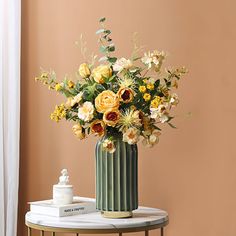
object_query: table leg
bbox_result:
[40,231,44,236]
[27,227,31,236]
[145,230,149,236]
[76,234,79,236]
[52,232,56,236]
[161,227,164,236]
[119,233,122,236]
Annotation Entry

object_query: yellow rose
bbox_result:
[103,109,120,127]
[95,90,119,113]
[79,63,91,78]
[117,88,134,103]
[92,65,112,84]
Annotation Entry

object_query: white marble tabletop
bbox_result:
[25,206,168,230]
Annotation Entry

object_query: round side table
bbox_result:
[25,206,169,235]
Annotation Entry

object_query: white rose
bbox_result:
[78,101,94,122]
[113,58,133,72]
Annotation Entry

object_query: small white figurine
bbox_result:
[58,169,70,185]
[53,168,74,205]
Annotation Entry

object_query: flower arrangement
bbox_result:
[35,18,187,153]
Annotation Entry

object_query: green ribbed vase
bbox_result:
[95,134,138,218]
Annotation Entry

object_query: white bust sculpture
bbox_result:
[53,168,73,205]
[58,169,70,185]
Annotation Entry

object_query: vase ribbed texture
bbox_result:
[95,135,138,212]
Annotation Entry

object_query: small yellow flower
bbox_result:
[143,93,151,101]
[139,85,146,93]
[50,104,66,122]
[143,79,148,84]
[55,83,62,91]
[68,80,75,88]
[150,96,161,108]
[147,83,154,90]
[151,99,159,108]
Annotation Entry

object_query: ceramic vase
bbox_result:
[95,134,138,218]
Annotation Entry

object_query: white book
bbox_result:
[29,196,96,217]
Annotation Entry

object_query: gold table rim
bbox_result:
[26,219,169,234]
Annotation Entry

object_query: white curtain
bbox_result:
[0,0,21,235]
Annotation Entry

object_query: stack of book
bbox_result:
[28,196,96,217]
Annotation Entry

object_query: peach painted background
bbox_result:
[18,0,236,235]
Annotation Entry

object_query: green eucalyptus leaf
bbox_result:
[99,46,107,53]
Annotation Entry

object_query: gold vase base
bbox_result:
[101,211,133,219]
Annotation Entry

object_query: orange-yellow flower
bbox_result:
[95,90,119,113]
[117,87,134,103]
[90,120,106,136]
[103,109,120,127]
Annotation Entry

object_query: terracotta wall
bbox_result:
[18,0,236,235]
